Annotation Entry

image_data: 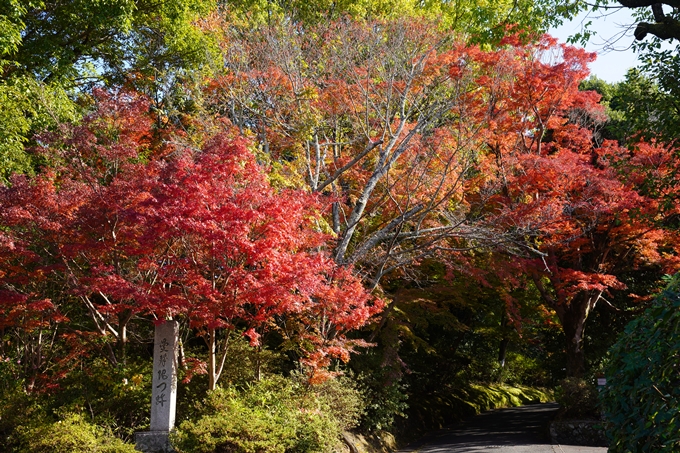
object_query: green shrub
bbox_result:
[15,413,136,453]
[499,352,552,387]
[51,358,151,441]
[304,372,365,431]
[600,274,680,452]
[172,375,359,453]
[555,377,599,419]
[358,377,408,432]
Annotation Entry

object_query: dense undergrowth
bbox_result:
[0,354,552,453]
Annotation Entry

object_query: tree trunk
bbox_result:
[498,338,510,368]
[117,309,132,365]
[532,275,599,379]
[558,293,594,378]
[498,313,510,369]
[208,327,217,391]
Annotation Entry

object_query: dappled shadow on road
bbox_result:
[400,403,560,453]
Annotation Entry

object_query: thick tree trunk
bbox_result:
[561,311,587,378]
[557,292,600,378]
[532,275,599,379]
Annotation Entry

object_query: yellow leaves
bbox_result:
[130,373,144,387]
[298,86,319,102]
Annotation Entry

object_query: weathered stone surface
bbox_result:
[150,320,178,431]
[135,320,179,453]
[135,431,175,453]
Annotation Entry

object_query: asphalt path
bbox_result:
[398,403,607,453]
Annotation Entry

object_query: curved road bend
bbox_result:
[398,403,607,453]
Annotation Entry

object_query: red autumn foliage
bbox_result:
[200,16,680,378]
[0,89,381,389]
[467,37,680,377]
[3,16,679,389]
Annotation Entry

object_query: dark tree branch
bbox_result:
[618,0,680,8]
[613,1,680,41]
[633,19,680,40]
[651,3,666,22]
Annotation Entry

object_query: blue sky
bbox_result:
[549,8,642,83]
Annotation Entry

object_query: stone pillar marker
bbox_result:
[136,320,179,453]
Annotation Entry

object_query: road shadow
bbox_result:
[398,403,561,453]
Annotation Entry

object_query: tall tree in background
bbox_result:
[564,1,680,142]
[582,71,680,147]
[199,17,680,377]
[473,36,680,376]
[0,0,220,182]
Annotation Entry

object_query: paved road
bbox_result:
[398,403,607,453]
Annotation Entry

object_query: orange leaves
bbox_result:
[557,269,626,299]
[460,33,680,366]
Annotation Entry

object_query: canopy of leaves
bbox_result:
[1,0,219,84]
[221,0,574,43]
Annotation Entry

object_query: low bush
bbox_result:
[600,274,680,452]
[172,374,364,453]
[14,413,137,453]
[555,377,599,419]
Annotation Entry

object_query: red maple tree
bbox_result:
[472,37,680,377]
[0,89,381,389]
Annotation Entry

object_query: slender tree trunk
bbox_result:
[254,346,262,382]
[498,338,510,368]
[117,309,132,365]
[497,313,510,370]
[208,327,217,391]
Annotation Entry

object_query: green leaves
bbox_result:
[222,0,568,44]
[6,0,219,84]
[0,0,29,57]
[601,273,680,452]
[172,376,358,453]
[0,76,77,182]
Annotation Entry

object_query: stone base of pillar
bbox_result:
[135,431,175,453]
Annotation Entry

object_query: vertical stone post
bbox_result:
[135,320,179,453]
